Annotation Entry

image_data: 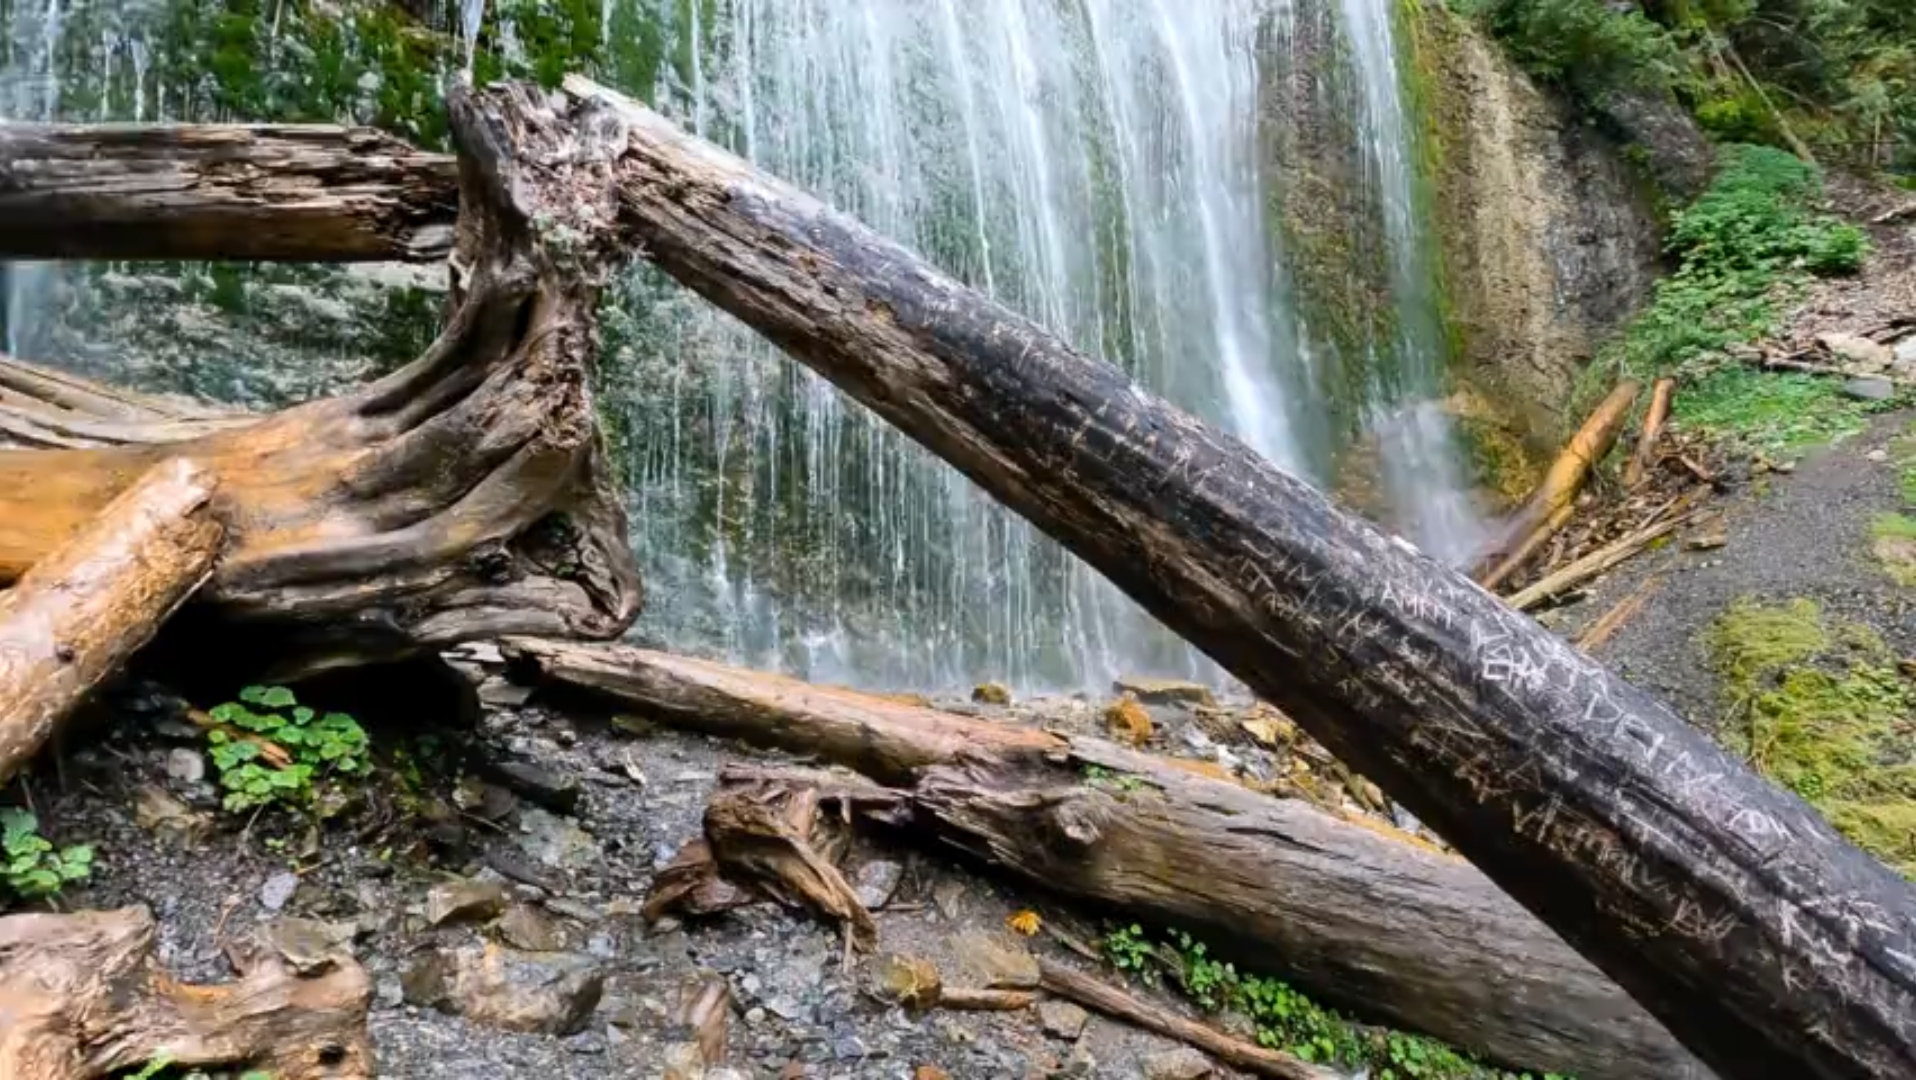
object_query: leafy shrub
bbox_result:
[1469,0,1683,96]
[206,686,369,814]
[1104,922,1571,1078]
[1,808,93,900]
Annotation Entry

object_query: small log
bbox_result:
[505,639,1714,1080]
[938,987,1036,1011]
[1037,961,1337,1080]
[1622,377,1676,490]
[1576,577,1662,653]
[1481,381,1641,591]
[0,122,457,262]
[0,458,222,784]
[1506,508,1698,611]
[0,906,370,1079]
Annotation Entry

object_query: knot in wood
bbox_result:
[1047,789,1114,849]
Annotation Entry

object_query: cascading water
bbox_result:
[0,0,1487,692]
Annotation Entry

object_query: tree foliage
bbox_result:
[1458,0,1916,174]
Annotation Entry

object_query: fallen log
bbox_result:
[540,76,1916,1078]
[0,89,641,674]
[1037,960,1338,1080]
[0,122,457,262]
[0,458,223,784]
[0,906,371,1079]
[1480,380,1641,591]
[1621,377,1675,490]
[505,639,1713,1080]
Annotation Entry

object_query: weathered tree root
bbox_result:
[0,906,372,1079]
[0,86,641,672]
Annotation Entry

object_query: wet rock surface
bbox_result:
[20,659,1380,1078]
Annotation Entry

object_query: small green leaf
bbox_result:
[257,686,298,709]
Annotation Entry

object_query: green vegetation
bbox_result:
[1081,763,1148,795]
[1869,512,1916,586]
[1454,0,1916,175]
[121,1059,273,1080]
[1580,143,1892,450]
[1706,599,1916,876]
[1,808,93,902]
[1101,923,1570,1079]
[205,686,370,815]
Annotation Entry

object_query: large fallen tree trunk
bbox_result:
[0,906,370,1078]
[506,638,1712,1080]
[0,123,457,262]
[541,78,1916,1078]
[0,458,223,783]
[0,92,640,674]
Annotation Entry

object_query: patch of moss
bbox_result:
[1870,513,1916,587]
[1706,599,1916,877]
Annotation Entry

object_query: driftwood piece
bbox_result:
[1622,377,1675,490]
[0,87,641,674]
[1481,381,1641,591]
[0,906,371,1079]
[702,780,878,951]
[1505,507,1698,612]
[662,972,730,1080]
[938,987,1036,1011]
[532,74,1916,1079]
[1038,960,1338,1080]
[0,458,223,784]
[505,639,1712,1080]
[0,123,456,262]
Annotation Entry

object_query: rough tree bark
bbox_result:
[0,458,223,784]
[531,77,1916,1079]
[506,638,1713,1080]
[0,123,456,262]
[0,906,371,1079]
[0,91,641,672]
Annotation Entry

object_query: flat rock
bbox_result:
[870,953,941,1010]
[951,931,1039,989]
[1896,336,1916,369]
[852,859,904,910]
[1112,677,1215,708]
[498,901,565,951]
[403,943,605,1035]
[1143,1047,1215,1079]
[517,805,601,871]
[426,877,509,927]
[1843,375,1897,401]
[1036,1000,1088,1040]
[478,759,583,814]
[164,747,205,784]
[1818,331,1895,370]
[259,870,299,912]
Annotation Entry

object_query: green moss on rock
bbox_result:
[1706,598,1916,877]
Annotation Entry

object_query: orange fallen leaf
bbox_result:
[1006,910,1041,936]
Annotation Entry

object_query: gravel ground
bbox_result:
[27,679,1313,1080]
[1559,406,1916,729]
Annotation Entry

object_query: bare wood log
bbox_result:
[0,906,370,1079]
[1505,508,1698,611]
[1038,960,1338,1080]
[1575,576,1662,653]
[504,639,1713,1080]
[0,458,222,784]
[0,89,641,673]
[938,987,1036,1011]
[1621,377,1676,490]
[0,123,456,262]
[1480,380,1641,591]
[537,75,1916,1078]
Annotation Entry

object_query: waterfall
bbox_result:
[0,0,1485,693]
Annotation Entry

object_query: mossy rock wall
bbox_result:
[1405,2,1666,447]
